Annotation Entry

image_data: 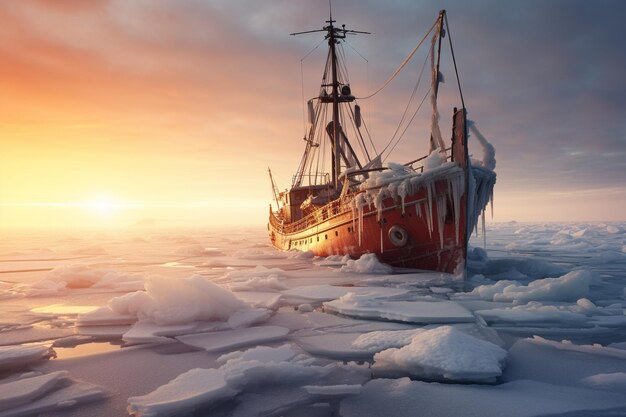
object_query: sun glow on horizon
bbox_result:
[84,196,119,217]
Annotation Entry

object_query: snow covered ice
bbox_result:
[0,222,625,416]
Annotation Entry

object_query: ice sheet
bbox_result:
[0,371,69,410]
[324,296,475,324]
[0,345,55,371]
[176,326,290,353]
[340,378,626,417]
[282,285,409,303]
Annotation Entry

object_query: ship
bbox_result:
[268,10,496,274]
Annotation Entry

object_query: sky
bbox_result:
[1,0,625,229]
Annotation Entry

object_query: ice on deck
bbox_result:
[323,294,475,324]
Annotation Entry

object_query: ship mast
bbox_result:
[291,13,368,189]
[327,17,341,189]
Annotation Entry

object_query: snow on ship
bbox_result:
[268,10,496,274]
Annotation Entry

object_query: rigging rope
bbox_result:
[300,39,325,136]
[444,13,466,109]
[379,43,432,157]
[356,19,437,100]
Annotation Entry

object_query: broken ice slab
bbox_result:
[504,337,626,390]
[474,305,589,327]
[176,326,290,353]
[0,371,69,410]
[323,297,475,324]
[127,368,236,417]
[372,326,507,383]
[0,379,107,417]
[340,378,626,417]
[281,285,410,304]
[293,332,373,361]
[0,345,55,371]
[123,321,224,344]
[233,291,282,309]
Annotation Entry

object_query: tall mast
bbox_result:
[328,18,341,189]
[291,15,368,189]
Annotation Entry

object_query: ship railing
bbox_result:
[273,194,357,235]
[291,173,331,187]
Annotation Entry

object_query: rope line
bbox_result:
[356,19,437,100]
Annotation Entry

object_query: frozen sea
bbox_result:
[0,222,625,417]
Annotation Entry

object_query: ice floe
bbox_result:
[324,294,475,324]
[128,344,369,417]
[340,378,626,417]
[372,326,507,382]
[281,284,409,304]
[0,345,55,371]
[107,274,251,326]
[462,270,592,303]
[176,326,290,353]
[0,372,107,417]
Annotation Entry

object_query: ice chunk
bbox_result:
[1,380,108,417]
[106,274,249,326]
[340,254,392,274]
[0,345,55,371]
[581,372,626,392]
[123,321,201,345]
[228,276,287,292]
[340,378,626,417]
[216,344,297,365]
[475,303,589,327]
[372,326,507,382]
[176,326,290,353]
[294,333,372,361]
[324,296,474,324]
[466,270,592,302]
[227,308,272,329]
[76,306,136,326]
[504,337,626,390]
[0,371,69,410]
[233,291,282,309]
[127,368,236,417]
[128,344,344,417]
[352,328,424,352]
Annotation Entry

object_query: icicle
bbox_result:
[482,210,487,249]
[426,183,434,238]
[380,227,384,253]
[436,195,447,248]
[467,120,496,171]
[449,173,464,245]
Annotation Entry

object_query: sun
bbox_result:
[85,196,119,216]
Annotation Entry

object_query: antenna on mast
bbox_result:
[329,0,333,22]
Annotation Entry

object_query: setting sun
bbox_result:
[84,197,119,217]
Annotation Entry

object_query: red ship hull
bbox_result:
[270,180,465,273]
